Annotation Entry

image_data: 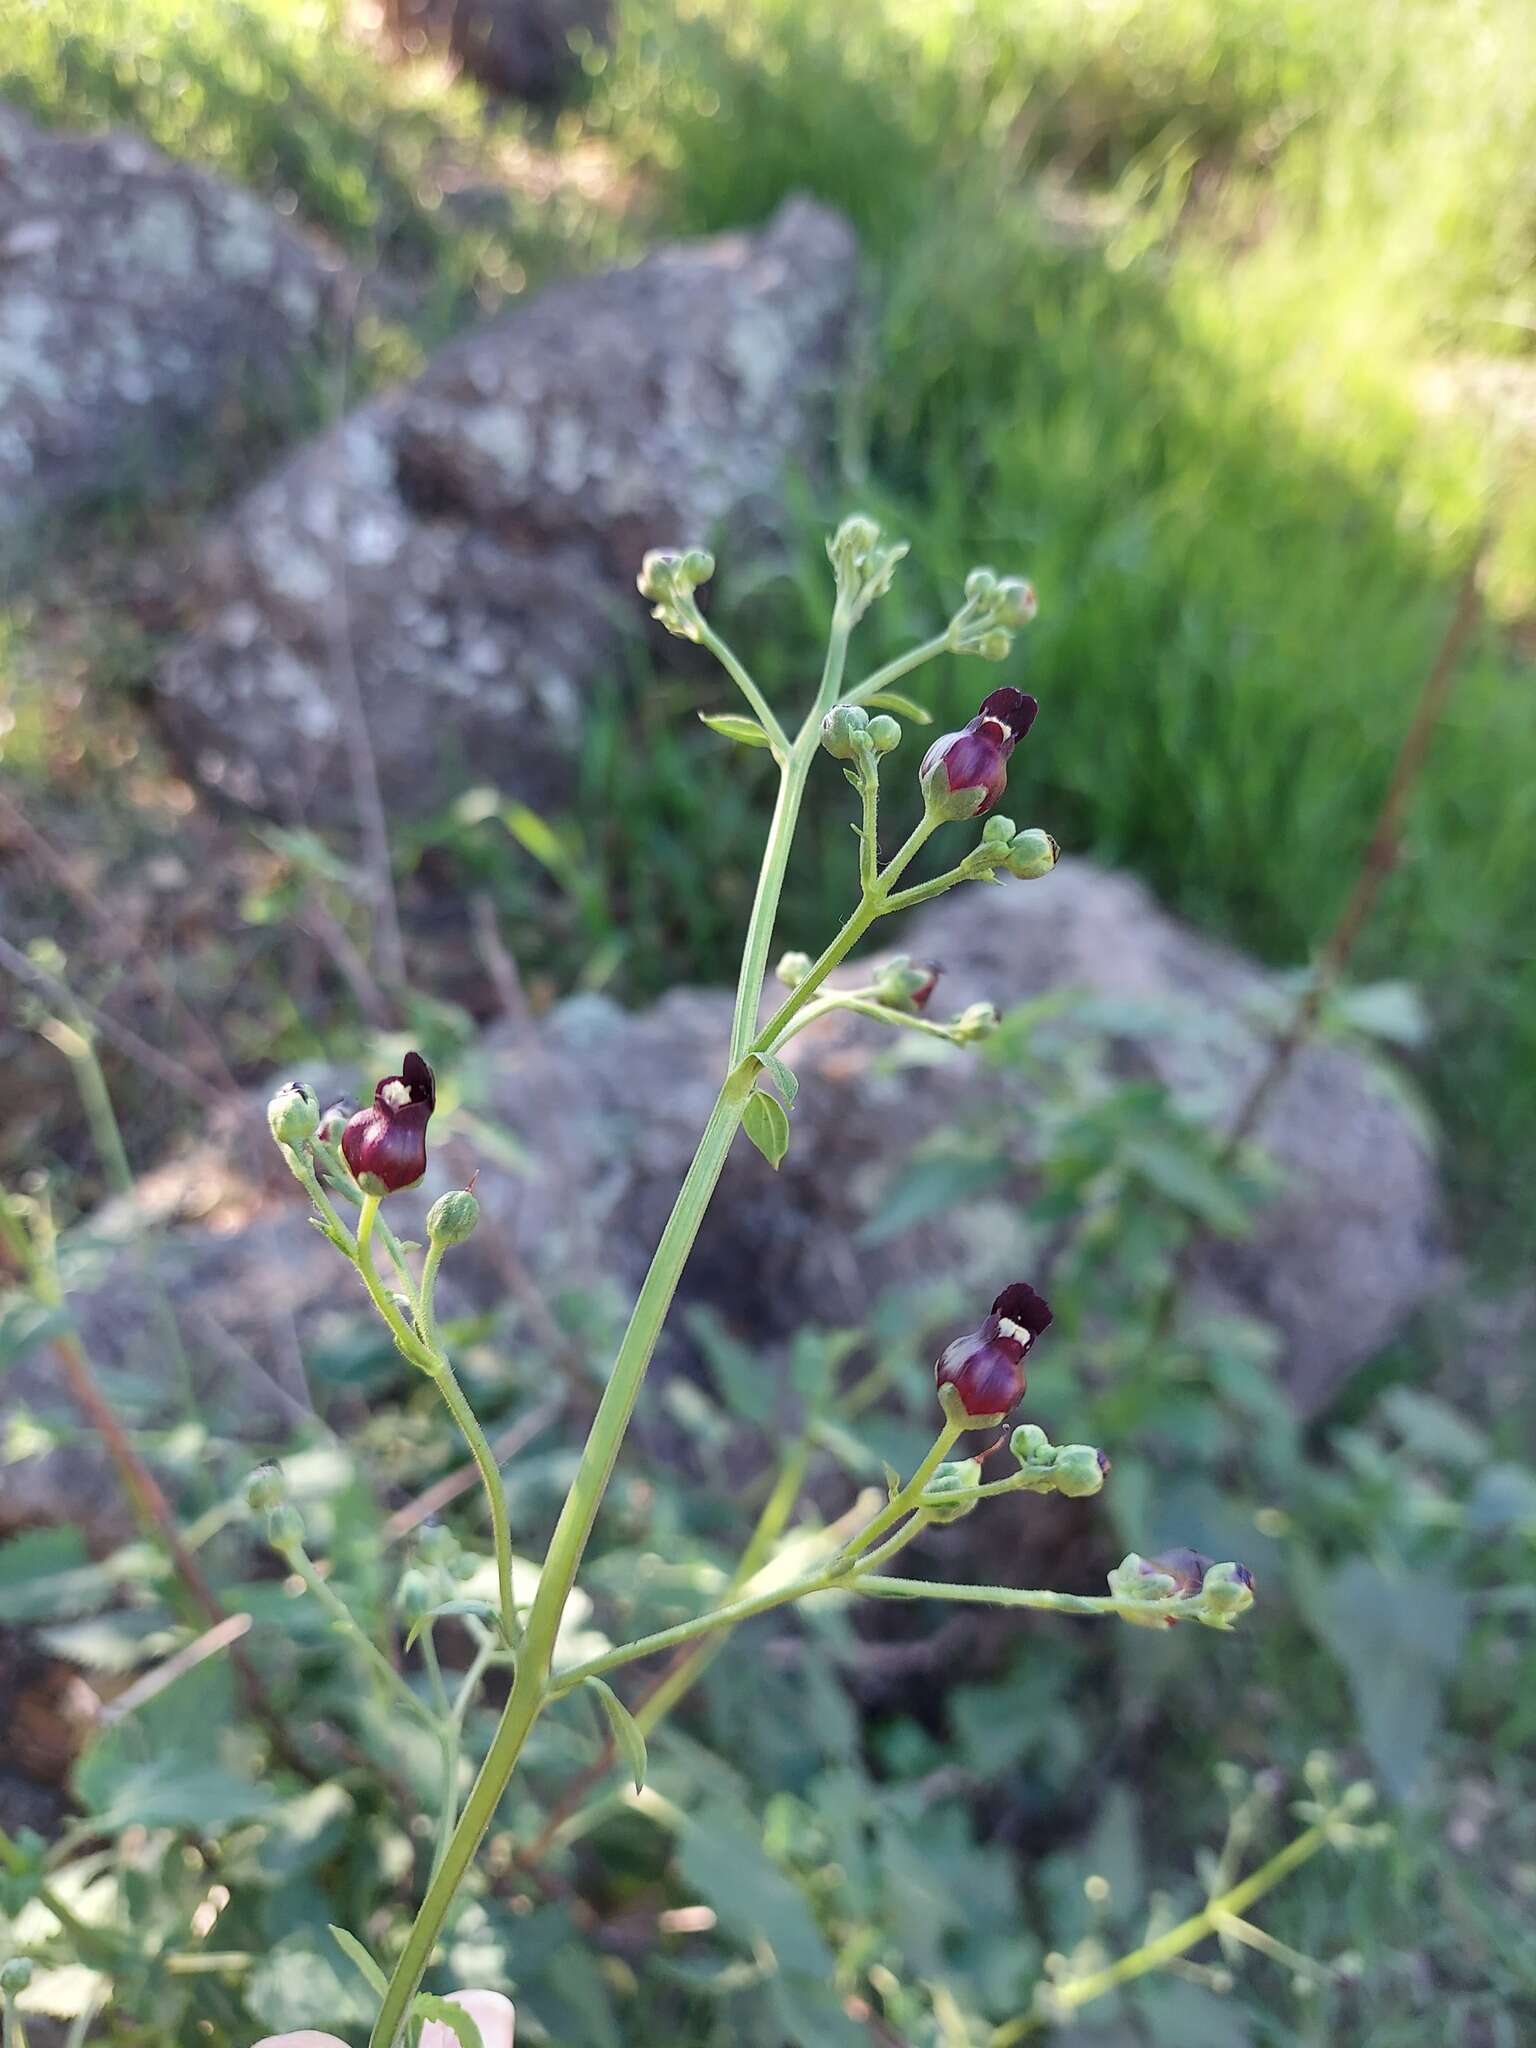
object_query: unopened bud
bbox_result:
[317,1098,357,1147]
[1005,829,1059,881]
[265,1503,305,1553]
[1053,1444,1110,1498]
[245,1463,287,1514]
[417,1522,460,1569]
[995,578,1038,626]
[975,629,1011,662]
[820,703,870,761]
[950,1001,1000,1044]
[395,1568,433,1623]
[1197,1559,1256,1628]
[427,1189,480,1247]
[267,1080,319,1149]
[637,547,714,639]
[866,714,903,754]
[964,567,998,603]
[872,955,941,1014]
[923,1459,984,1523]
[827,515,908,620]
[1,1958,34,1996]
[775,951,814,988]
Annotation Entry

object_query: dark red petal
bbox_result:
[400,1050,435,1108]
[937,729,1009,807]
[341,1104,430,1192]
[990,1281,1053,1337]
[935,1331,1027,1418]
[976,688,1038,742]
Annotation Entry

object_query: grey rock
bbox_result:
[0,105,343,570]
[155,198,859,821]
[4,864,1440,1547]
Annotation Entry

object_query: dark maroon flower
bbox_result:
[920,687,1039,818]
[935,1280,1054,1423]
[341,1050,435,1195]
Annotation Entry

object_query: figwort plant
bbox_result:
[261,519,1257,2047]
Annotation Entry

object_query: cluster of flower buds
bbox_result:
[921,687,1039,820]
[946,566,1039,660]
[827,513,910,623]
[922,1457,985,1523]
[340,1051,436,1196]
[974,813,1060,881]
[1008,1423,1110,1498]
[1108,1549,1256,1629]
[821,701,902,763]
[246,1463,305,1554]
[871,954,942,1013]
[935,1281,1054,1424]
[637,547,716,641]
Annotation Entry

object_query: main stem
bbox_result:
[368,1067,753,2047]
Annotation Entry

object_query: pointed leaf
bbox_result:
[743,1090,791,1169]
[329,1925,388,1998]
[587,1676,648,1792]
[864,690,932,724]
[699,711,773,749]
[759,1052,799,1107]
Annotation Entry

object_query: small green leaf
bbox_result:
[328,1925,388,1998]
[403,1597,502,1652]
[699,711,773,749]
[759,1052,799,1106]
[413,1994,485,2048]
[864,689,932,723]
[743,1090,791,1169]
[587,1676,648,1792]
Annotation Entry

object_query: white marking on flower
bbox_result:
[380,1079,413,1108]
[996,1316,1034,1346]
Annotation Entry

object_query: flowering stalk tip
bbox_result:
[341,1050,436,1196]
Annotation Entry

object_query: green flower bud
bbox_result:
[1005,829,1060,881]
[637,547,714,639]
[980,813,1017,845]
[1107,1551,1179,1627]
[872,954,941,1014]
[995,577,1039,627]
[949,1001,1000,1044]
[922,1458,984,1523]
[775,951,814,988]
[1197,1560,1257,1628]
[1009,1421,1053,1468]
[866,713,902,754]
[267,1079,319,1149]
[265,1503,305,1553]
[427,1188,480,1247]
[820,702,870,761]
[1,1958,34,1996]
[1052,1443,1110,1498]
[827,515,909,620]
[395,1567,433,1623]
[417,1522,460,1569]
[975,629,1011,662]
[245,1463,287,1514]
[964,567,998,603]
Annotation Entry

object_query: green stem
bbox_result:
[279,1539,437,1734]
[846,631,951,707]
[827,1419,961,1572]
[694,620,789,756]
[357,1197,517,1639]
[988,1824,1330,2041]
[367,1066,754,2048]
[856,1576,1206,1620]
[774,992,971,1052]
[858,758,879,893]
[728,759,813,1065]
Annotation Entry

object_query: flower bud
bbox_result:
[267,1080,319,1149]
[1197,1559,1256,1628]
[827,515,908,620]
[416,1521,461,1569]
[775,951,814,988]
[1005,829,1059,881]
[342,1051,435,1196]
[821,703,870,761]
[1053,1444,1110,1498]
[980,813,1017,845]
[995,578,1039,627]
[920,688,1038,820]
[245,1463,287,1514]
[637,547,714,639]
[1109,1548,1210,1627]
[949,1001,1000,1044]
[265,1503,305,1553]
[934,1281,1052,1424]
[975,629,1011,662]
[964,568,998,603]
[872,955,941,1014]
[427,1188,480,1247]
[923,1458,984,1523]
[866,713,902,754]
[317,1098,357,1147]
[395,1567,433,1623]
[1,1958,34,1996]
